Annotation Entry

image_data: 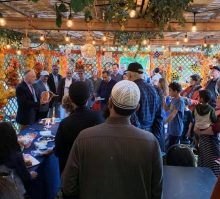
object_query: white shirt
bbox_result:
[64,78,72,96]
[151,73,162,86]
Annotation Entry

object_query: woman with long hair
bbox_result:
[0,122,37,197]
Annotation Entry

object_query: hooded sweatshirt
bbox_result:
[193,103,217,129]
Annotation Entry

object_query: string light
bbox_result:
[142,39,147,45]
[16,49,21,55]
[6,44,11,49]
[92,40,96,45]
[102,35,107,42]
[129,10,136,18]
[65,35,70,42]
[203,38,207,47]
[184,33,188,43]
[192,12,197,32]
[176,40,180,45]
[0,13,6,26]
[40,35,45,41]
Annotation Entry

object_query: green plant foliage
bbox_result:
[115,31,163,45]
[55,4,62,28]
[104,0,135,25]
[70,0,94,12]
[85,9,93,22]
[0,29,23,48]
[58,3,68,12]
[145,0,193,31]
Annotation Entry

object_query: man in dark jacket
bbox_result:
[16,70,43,130]
[62,80,163,199]
[97,70,116,109]
[54,81,104,173]
[47,64,62,117]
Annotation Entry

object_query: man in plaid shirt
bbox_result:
[127,62,165,152]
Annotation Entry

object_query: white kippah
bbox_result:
[111,80,140,110]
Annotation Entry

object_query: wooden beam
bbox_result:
[2,17,220,32]
[32,38,220,46]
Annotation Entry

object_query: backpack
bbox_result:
[0,164,26,196]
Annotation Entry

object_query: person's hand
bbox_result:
[194,127,200,134]
[30,171,38,179]
[191,99,199,105]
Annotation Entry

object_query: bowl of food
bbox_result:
[34,141,47,150]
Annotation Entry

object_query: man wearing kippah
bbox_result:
[62,80,163,199]
[126,62,165,152]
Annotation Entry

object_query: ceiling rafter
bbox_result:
[2,17,220,32]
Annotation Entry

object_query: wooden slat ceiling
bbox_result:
[0,0,220,46]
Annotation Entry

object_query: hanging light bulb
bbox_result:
[184,33,188,43]
[162,45,165,49]
[124,46,128,51]
[142,39,147,45]
[192,23,197,32]
[102,47,106,51]
[65,35,70,42]
[176,40,180,45]
[135,44,139,48]
[102,35,107,42]
[192,12,197,32]
[147,44,151,49]
[40,35,45,41]
[203,38,207,47]
[211,44,214,48]
[16,49,21,55]
[0,13,6,26]
[70,42,73,47]
[92,40,96,45]
[129,10,136,18]
[67,19,73,28]
[6,44,11,49]
[66,13,73,28]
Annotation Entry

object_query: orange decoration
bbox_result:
[5,58,20,87]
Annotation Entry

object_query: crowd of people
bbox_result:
[0,61,220,198]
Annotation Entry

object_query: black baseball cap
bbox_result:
[127,62,144,74]
[212,66,220,72]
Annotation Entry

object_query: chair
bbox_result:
[166,144,196,167]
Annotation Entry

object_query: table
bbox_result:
[20,122,61,199]
[163,166,217,199]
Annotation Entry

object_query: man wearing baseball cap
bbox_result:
[62,80,162,199]
[34,70,50,119]
[206,66,220,107]
[126,62,165,152]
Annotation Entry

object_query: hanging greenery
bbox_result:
[30,0,192,31]
[104,0,135,26]
[0,29,23,48]
[145,0,193,31]
[114,31,163,45]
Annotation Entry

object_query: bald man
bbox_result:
[16,70,44,130]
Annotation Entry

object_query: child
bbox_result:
[193,90,219,175]
[193,90,217,132]
[194,91,219,176]
[164,82,185,150]
[181,99,194,144]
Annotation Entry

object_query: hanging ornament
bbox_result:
[81,44,96,59]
